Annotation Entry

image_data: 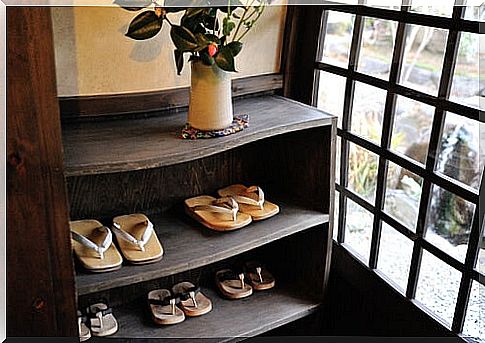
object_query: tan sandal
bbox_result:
[86,301,118,337]
[77,310,91,342]
[172,282,212,317]
[217,184,279,221]
[215,269,253,299]
[184,195,252,231]
[70,220,123,273]
[148,289,185,325]
[244,260,275,291]
[112,213,164,265]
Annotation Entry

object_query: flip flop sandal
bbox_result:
[86,301,118,337]
[148,289,185,325]
[184,195,252,231]
[172,282,212,317]
[244,260,275,291]
[70,220,123,273]
[215,269,253,299]
[217,184,279,221]
[77,310,91,342]
[112,213,164,265]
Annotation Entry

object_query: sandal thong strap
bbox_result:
[112,219,154,252]
[192,197,239,221]
[176,286,200,301]
[233,186,265,210]
[71,226,112,260]
[217,270,244,282]
[87,305,113,329]
[149,295,180,307]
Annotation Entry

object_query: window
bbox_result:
[313,2,483,340]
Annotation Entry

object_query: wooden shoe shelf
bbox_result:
[63,94,336,341]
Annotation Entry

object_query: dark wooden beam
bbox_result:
[6,7,77,336]
[59,73,283,122]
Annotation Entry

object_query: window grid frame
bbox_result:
[314,0,483,336]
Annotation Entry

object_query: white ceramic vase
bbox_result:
[188,61,233,131]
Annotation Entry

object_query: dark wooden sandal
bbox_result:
[148,289,185,325]
[215,268,253,299]
[244,260,275,291]
[172,282,212,317]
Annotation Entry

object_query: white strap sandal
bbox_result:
[112,219,154,253]
[71,226,112,260]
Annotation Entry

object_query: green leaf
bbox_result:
[200,49,215,66]
[205,34,221,45]
[170,25,198,52]
[222,17,236,36]
[114,0,152,11]
[214,45,236,72]
[226,41,242,57]
[126,11,163,40]
[174,49,184,75]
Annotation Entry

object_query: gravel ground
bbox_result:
[341,203,484,341]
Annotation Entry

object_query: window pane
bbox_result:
[317,71,346,128]
[398,25,448,96]
[416,250,461,327]
[350,81,386,144]
[450,33,483,110]
[333,191,340,241]
[320,11,354,68]
[476,221,484,274]
[391,96,434,165]
[344,198,373,263]
[436,112,483,191]
[410,2,454,17]
[464,4,485,21]
[348,143,379,204]
[357,18,397,80]
[426,185,475,263]
[384,161,423,232]
[377,222,413,292]
[463,281,485,341]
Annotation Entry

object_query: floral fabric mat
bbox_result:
[179,114,249,140]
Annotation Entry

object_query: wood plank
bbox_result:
[97,285,321,341]
[6,7,77,336]
[75,202,329,295]
[59,73,283,121]
[62,95,334,176]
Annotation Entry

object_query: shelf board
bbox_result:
[62,95,335,176]
[75,202,329,296]
[107,285,321,341]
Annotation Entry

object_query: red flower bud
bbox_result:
[208,43,218,57]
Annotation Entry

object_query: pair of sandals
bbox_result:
[216,261,275,299]
[148,281,212,325]
[70,213,164,273]
[185,184,280,231]
[78,301,118,341]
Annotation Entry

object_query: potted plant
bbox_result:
[117,0,269,130]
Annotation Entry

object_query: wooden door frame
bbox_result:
[6,7,77,337]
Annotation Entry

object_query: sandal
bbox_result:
[172,282,212,317]
[244,260,275,291]
[77,310,91,342]
[70,220,123,273]
[148,289,185,325]
[112,213,164,264]
[215,268,252,299]
[217,184,279,221]
[86,301,118,337]
[184,195,252,231]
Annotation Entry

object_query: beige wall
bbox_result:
[51,6,286,97]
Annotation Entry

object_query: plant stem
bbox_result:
[231,0,256,42]
[235,3,264,42]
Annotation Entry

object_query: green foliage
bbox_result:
[119,0,269,73]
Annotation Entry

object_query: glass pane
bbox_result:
[357,18,397,80]
[464,4,485,21]
[333,191,340,241]
[317,71,346,128]
[476,221,484,274]
[377,222,413,292]
[344,198,373,263]
[384,161,423,232]
[399,25,448,96]
[436,112,483,191]
[450,33,483,110]
[348,143,379,204]
[426,185,476,263]
[462,281,485,341]
[320,11,354,68]
[391,96,434,165]
[350,81,386,144]
[410,2,454,17]
[336,136,341,184]
[416,250,461,327]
